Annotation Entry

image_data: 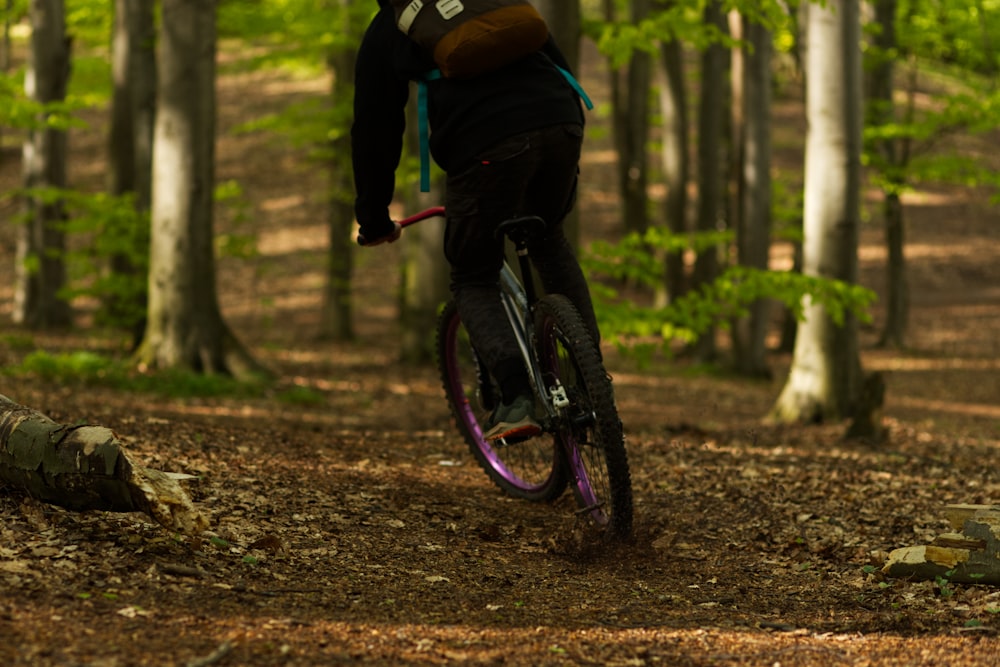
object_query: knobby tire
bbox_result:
[534,295,633,539]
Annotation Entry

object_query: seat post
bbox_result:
[496,215,545,306]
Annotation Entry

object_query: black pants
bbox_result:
[444,123,599,401]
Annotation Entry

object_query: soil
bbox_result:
[2,43,1000,667]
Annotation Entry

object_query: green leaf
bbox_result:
[210,536,231,549]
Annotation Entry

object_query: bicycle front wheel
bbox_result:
[534,295,633,539]
[436,300,568,502]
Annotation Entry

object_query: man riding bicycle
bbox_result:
[351,0,600,442]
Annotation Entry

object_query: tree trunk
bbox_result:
[866,0,909,349]
[0,395,207,534]
[1,0,11,149]
[398,92,449,364]
[320,1,359,342]
[107,0,156,343]
[657,12,688,302]
[731,17,773,378]
[1,0,10,72]
[879,191,909,348]
[533,0,583,249]
[534,0,579,68]
[771,0,863,424]
[690,0,729,362]
[15,0,72,329]
[109,0,155,206]
[728,10,744,247]
[606,0,652,236]
[136,0,263,379]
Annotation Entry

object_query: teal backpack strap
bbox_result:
[417,69,442,193]
[555,66,594,111]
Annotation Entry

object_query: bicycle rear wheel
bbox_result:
[436,300,568,502]
[534,295,633,539]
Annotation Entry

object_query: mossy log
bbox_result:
[0,394,207,534]
[883,504,1000,585]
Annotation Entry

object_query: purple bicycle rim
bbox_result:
[447,323,553,493]
[561,431,609,525]
[537,322,609,525]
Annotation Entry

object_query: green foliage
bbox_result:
[0,332,36,352]
[583,231,875,356]
[12,187,151,332]
[275,384,326,406]
[899,0,1000,74]
[865,0,1000,200]
[772,175,804,244]
[215,180,258,260]
[0,0,112,122]
[218,0,372,72]
[584,0,789,67]
[7,180,261,334]
[221,0,371,190]
[66,0,113,48]
[587,227,734,289]
[4,350,269,398]
[65,0,114,103]
[0,71,85,130]
[234,96,345,161]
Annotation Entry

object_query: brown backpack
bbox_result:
[390,0,549,78]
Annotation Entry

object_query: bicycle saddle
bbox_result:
[495,215,546,245]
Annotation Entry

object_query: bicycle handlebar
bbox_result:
[399,206,446,228]
[357,206,446,246]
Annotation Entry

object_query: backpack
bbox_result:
[391,1,593,192]
[390,0,550,79]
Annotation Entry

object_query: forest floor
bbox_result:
[2,42,1000,667]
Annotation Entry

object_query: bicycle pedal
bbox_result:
[491,424,543,446]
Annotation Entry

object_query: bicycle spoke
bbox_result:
[437,300,567,502]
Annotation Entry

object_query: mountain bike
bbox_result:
[386,206,633,539]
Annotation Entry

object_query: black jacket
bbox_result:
[351,1,586,240]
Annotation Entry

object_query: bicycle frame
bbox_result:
[396,207,562,423]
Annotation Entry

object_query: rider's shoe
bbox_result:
[483,394,542,443]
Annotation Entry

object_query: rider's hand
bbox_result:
[358,221,402,247]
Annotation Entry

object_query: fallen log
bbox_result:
[883,504,1000,585]
[0,394,207,535]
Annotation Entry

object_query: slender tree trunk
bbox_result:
[534,0,583,249]
[728,10,745,247]
[732,17,773,377]
[879,191,908,347]
[109,0,155,204]
[398,89,448,364]
[777,239,803,353]
[15,0,72,329]
[108,0,156,343]
[136,0,262,379]
[1,0,10,71]
[690,0,729,362]
[606,0,652,236]
[534,0,579,67]
[658,17,688,302]
[867,0,908,349]
[320,3,358,341]
[771,0,863,423]
[1,0,11,150]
